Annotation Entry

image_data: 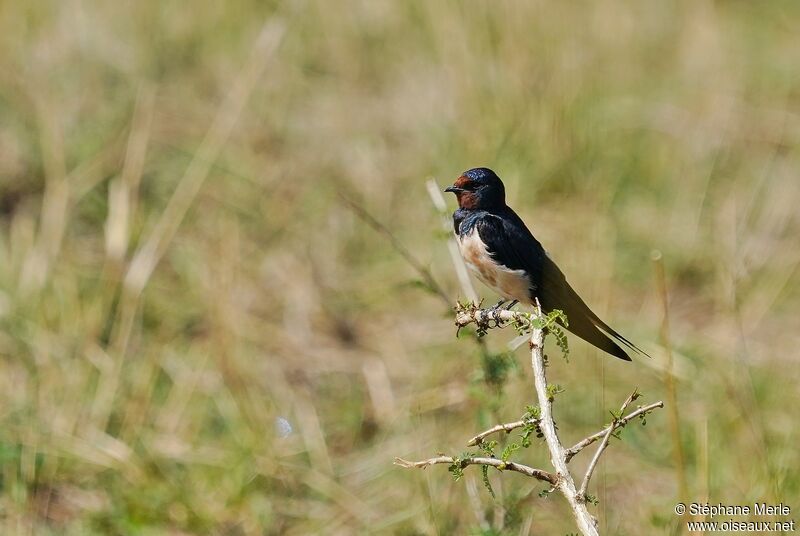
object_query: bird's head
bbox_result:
[445,167,506,210]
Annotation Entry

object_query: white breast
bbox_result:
[458,227,532,304]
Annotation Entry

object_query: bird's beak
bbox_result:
[445,186,465,194]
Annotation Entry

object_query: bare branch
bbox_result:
[577,390,640,500]
[564,401,664,463]
[467,419,535,447]
[527,300,599,536]
[394,456,557,485]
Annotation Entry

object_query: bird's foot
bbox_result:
[487,300,507,318]
[486,299,505,313]
[482,299,514,328]
[504,300,519,311]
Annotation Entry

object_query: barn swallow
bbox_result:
[445,167,647,361]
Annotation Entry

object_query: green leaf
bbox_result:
[481,465,495,497]
[448,456,465,481]
[546,383,565,401]
[501,442,520,462]
[478,440,497,457]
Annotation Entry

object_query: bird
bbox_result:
[445,167,648,361]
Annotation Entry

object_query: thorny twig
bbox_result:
[396,303,663,536]
[564,401,664,462]
[394,456,557,485]
[467,418,538,447]
[577,389,640,500]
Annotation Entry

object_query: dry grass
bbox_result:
[0,1,798,534]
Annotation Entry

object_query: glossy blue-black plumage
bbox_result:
[448,167,648,361]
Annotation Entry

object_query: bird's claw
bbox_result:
[488,299,506,313]
[481,299,509,329]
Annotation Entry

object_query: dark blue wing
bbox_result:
[475,211,646,361]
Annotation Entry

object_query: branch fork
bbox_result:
[396,302,663,536]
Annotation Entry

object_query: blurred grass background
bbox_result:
[0,0,798,534]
